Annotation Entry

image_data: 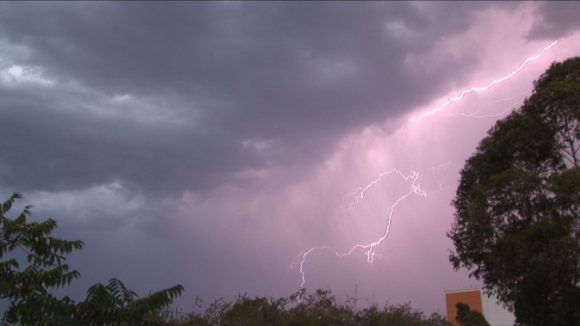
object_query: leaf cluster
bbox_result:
[0,194,183,325]
[455,303,489,326]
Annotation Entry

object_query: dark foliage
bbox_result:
[455,303,489,326]
[179,289,450,326]
[0,193,183,325]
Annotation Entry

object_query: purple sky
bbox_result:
[1,1,580,315]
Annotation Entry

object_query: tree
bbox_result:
[455,303,489,326]
[0,193,183,325]
[355,302,450,326]
[189,289,450,326]
[75,277,184,325]
[0,193,83,324]
[201,294,288,326]
[448,57,580,325]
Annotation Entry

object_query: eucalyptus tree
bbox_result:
[449,57,580,325]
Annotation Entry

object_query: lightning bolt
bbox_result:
[294,170,427,289]
[421,40,558,117]
[294,40,559,290]
[441,92,527,119]
[341,169,412,210]
[344,171,426,264]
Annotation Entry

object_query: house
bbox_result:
[445,288,515,326]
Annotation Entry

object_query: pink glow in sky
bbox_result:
[1,1,580,315]
[175,31,579,312]
[294,38,561,294]
[177,12,580,312]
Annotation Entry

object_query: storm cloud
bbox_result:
[0,1,510,194]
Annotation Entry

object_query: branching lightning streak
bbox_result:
[294,40,559,290]
[450,106,513,119]
[421,40,558,116]
[346,171,426,264]
[443,92,528,119]
[341,169,411,210]
[294,170,426,289]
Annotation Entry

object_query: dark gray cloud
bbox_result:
[528,2,580,40]
[0,95,261,194]
[0,2,500,194]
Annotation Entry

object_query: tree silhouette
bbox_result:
[449,57,580,325]
[0,193,183,325]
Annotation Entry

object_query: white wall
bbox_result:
[481,293,516,326]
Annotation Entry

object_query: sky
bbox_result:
[1,1,580,315]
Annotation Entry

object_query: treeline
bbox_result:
[157,289,451,326]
